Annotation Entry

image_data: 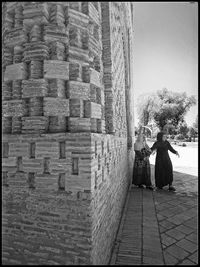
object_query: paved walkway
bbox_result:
[110,165,198,265]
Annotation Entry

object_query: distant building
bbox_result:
[2,2,134,264]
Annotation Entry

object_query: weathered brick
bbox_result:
[2,2,134,266]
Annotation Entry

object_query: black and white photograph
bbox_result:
[2,1,198,265]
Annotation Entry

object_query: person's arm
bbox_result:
[144,143,152,156]
[167,141,180,157]
[150,142,157,155]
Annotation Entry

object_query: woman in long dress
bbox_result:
[150,132,180,191]
[132,133,154,190]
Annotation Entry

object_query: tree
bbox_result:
[137,93,160,126]
[188,126,197,142]
[193,114,198,131]
[153,88,196,130]
[163,123,176,135]
[137,88,196,132]
[177,122,189,137]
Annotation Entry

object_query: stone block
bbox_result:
[48,79,66,98]
[65,176,91,192]
[30,60,43,79]
[89,36,101,56]
[97,119,104,133]
[44,60,69,80]
[4,63,27,81]
[2,157,17,167]
[9,142,29,157]
[22,116,49,134]
[2,117,12,133]
[44,24,68,43]
[69,62,81,81]
[35,174,58,190]
[4,28,28,47]
[2,82,12,100]
[84,101,102,119]
[67,81,90,100]
[29,97,43,116]
[23,2,49,29]
[22,79,48,98]
[91,118,97,132]
[68,47,89,62]
[50,159,69,174]
[29,24,43,42]
[82,65,90,83]
[2,100,28,117]
[69,118,91,132]
[90,68,101,88]
[35,141,59,159]
[23,42,49,61]
[68,8,89,29]
[7,172,28,188]
[48,116,68,133]
[12,116,22,134]
[69,99,84,117]
[49,4,66,26]
[44,97,69,116]
[88,2,100,25]
[49,41,66,61]
[12,80,22,99]
[22,158,43,173]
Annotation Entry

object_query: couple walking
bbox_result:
[132,132,180,191]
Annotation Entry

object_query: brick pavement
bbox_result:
[109,165,198,265]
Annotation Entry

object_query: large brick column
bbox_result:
[2,2,134,265]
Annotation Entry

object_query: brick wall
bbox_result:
[2,133,94,265]
[90,3,134,264]
[2,2,134,265]
[90,134,131,264]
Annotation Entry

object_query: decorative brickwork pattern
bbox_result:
[2,2,134,265]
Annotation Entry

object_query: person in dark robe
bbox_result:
[150,132,180,191]
[132,133,154,190]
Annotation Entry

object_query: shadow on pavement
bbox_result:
[150,164,198,197]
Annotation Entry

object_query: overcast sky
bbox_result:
[132,2,198,126]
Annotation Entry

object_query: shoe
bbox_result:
[146,186,154,190]
[138,185,144,188]
[168,186,176,191]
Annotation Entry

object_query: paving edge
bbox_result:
[109,185,131,265]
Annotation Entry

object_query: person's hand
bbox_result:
[176,151,180,158]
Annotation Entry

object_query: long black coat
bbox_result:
[151,140,177,188]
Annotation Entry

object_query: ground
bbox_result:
[110,141,198,265]
[147,140,198,177]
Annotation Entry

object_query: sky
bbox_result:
[132,2,198,127]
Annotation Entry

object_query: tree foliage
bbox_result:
[193,114,198,131]
[177,122,189,137]
[153,88,196,130]
[137,88,196,131]
[137,93,160,126]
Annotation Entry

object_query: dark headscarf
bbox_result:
[157,132,165,142]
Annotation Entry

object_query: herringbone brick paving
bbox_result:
[110,165,198,265]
